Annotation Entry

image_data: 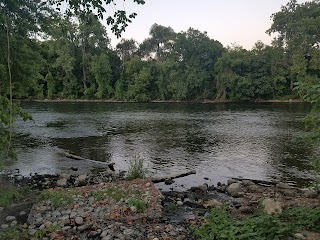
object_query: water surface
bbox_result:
[8,102,317,189]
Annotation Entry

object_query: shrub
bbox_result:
[0,187,21,207]
[281,207,320,231]
[193,207,293,240]
[127,156,148,180]
[128,198,146,212]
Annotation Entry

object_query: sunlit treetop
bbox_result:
[47,0,145,37]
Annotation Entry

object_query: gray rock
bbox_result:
[52,210,61,218]
[302,189,317,198]
[10,221,17,227]
[77,224,89,231]
[247,184,261,192]
[75,216,84,225]
[216,185,227,193]
[70,211,77,218]
[242,180,255,186]
[19,211,26,216]
[29,229,37,236]
[5,216,16,222]
[262,198,282,215]
[276,182,291,189]
[123,228,135,235]
[203,199,223,208]
[294,233,305,239]
[56,178,68,187]
[1,224,9,229]
[77,174,87,183]
[176,201,183,206]
[44,221,53,228]
[59,173,71,180]
[35,217,44,226]
[62,226,72,231]
[227,179,238,185]
[102,236,113,240]
[227,183,242,197]
[101,230,110,237]
[88,231,99,237]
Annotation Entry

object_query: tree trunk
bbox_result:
[82,43,87,90]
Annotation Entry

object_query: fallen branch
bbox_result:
[58,150,115,171]
[152,170,196,183]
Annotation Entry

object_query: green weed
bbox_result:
[34,224,60,239]
[95,187,128,201]
[127,156,148,180]
[128,198,146,212]
[38,190,73,208]
[281,207,320,231]
[0,187,21,207]
[194,207,293,240]
[0,226,27,240]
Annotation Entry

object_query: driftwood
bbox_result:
[231,177,296,187]
[58,150,115,170]
[152,170,196,183]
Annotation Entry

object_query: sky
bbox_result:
[105,0,306,50]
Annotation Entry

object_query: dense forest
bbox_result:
[0,0,320,159]
[0,0,318,102]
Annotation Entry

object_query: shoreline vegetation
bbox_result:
[19,98,305,104]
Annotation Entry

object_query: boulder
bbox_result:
[216,185,227,193]
[242,180,255,186]
[247,184,261,192]
[227,179,238,185]
[56,178,67,187]
[59,173,71,180]
[203,199,223,208]
[262,198,282,215]
[77,175,87,184]
[227,183,242,197]
[276,182,291,189]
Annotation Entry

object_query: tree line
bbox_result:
[0,0,318,103]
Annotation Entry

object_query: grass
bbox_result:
[128,198,146,212]
[0,226,28,240]
[38,189,73,208]
[127,156,148,180]
[0,187,22,207]
[34,224,60,239]
[94,187,128,201]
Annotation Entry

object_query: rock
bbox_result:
[276,182,291,189]
[227,183,242,197]
[101,230,110,237]
[75,216,84,225]
[44,221,53,228]
[70,212,77,218]
[227,179,238,185]
[242,180,255,186]
[262,198,282,215]
[52,210,61,218]
[10,221,17,227]
[56,178,68,187]
[59,173,71,180]
[145,182,151,187]
[247,184,261,192]
[88,231,99,237]
[5,216,16,222]
[239,206,253,214]
[62,226,72,231]
[176,201,183,206]
[35,217,44,226]
[198,184,208,192]
[165,179,175,185]
[1,224,9,229]
[77,174,87,183]
[19,211,26,216]
[302,189,317,198]
[216,184,227,193]
[203,199,223,208]
[130,206,137,213]
[77,224,89,231]
[294,233,305,239]
[123,228,135,235]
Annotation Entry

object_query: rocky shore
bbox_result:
[1,170,320,240]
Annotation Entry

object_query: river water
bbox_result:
[6,101,317,189]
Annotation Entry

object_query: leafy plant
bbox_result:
[95,187,128,201]
[194,207,293,240]
[0,187,21,207]
[128,198,146,212]
[38,190,73,208]
[34,224,60,239]
[281,207,320,231]
[127,156,149,180]
[0,226,27,240]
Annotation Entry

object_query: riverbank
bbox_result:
[18,98,304,103]
[1,171,319,240]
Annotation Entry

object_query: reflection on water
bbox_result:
[8,102,317,189]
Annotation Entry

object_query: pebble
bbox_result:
[75,216,84,225]
[5,216,16,222]
[10,221,17,227]
[123,228,135,235]
[62,226,72,231]
[1,224,9,229]
[70,211,77,218]
[177,201,183,206]
[19,211,26,216]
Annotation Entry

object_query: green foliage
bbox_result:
[127,198,147,212]
[0,187,21,207]
[194,207,293,240]
[34,224,60,239]
[0,226,28,240]
[95,187,128,201]
[281,207,320,231]
[127,156,148,180]
[38,190,73,208]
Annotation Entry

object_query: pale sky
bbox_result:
[106,0,306,50]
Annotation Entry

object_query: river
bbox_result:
[6,101,317,190]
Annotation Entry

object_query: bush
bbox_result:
[281,207,320,231]
[127,156,148,180]
[0,187,21,207]
[193,207,293,240]
[128,198,146,212]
